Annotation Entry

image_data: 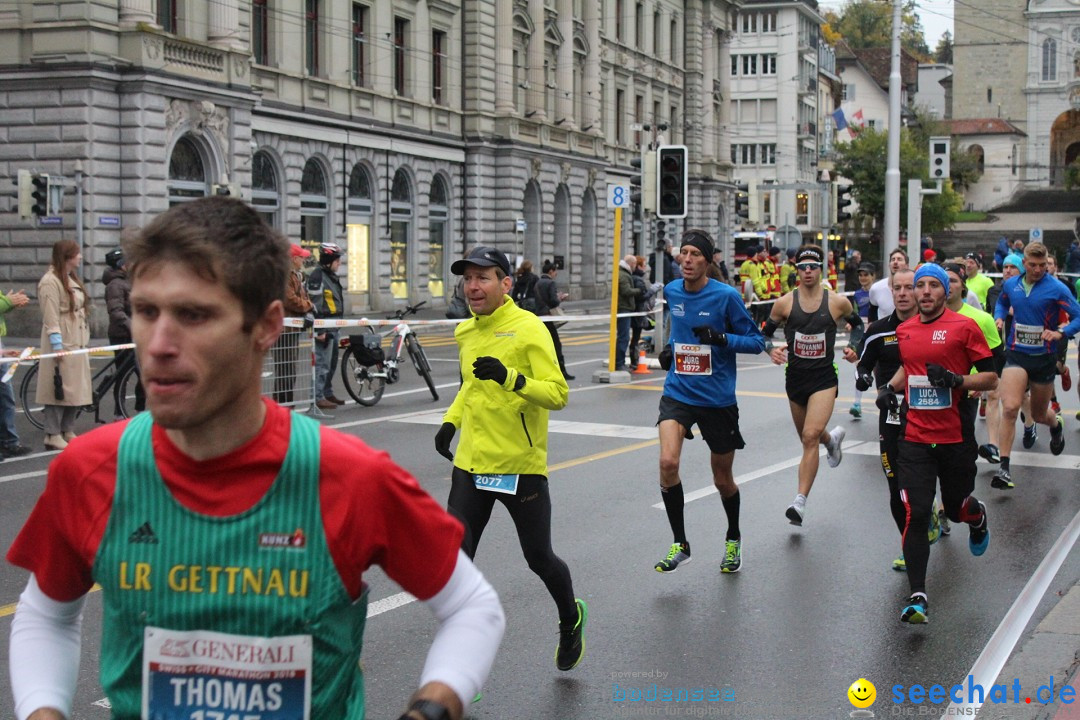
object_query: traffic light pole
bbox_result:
[905,178,942,266]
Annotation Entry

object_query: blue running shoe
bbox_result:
[969,501,990,557]
[900,593,929,624]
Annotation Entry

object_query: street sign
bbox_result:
[607,183,630,209]
[1029,227,1043,243]
[774,225,802,251]
[98,216,120,227]
[515,218,527,233]
[38,216,63,226]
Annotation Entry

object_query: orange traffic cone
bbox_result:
[632,349,652,374]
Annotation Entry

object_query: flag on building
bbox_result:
[832,108,848,132]
[852,109,865,128]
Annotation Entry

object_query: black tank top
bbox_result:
[784,288,836,371]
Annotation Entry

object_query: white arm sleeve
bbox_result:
[419,550,505,706]
[10,574,86,720]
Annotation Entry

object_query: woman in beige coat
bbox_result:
[35,239,92,449]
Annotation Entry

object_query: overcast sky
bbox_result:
[817,0,954,48]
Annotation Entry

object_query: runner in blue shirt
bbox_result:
[653,230,766,575]
[992,242,1080,487]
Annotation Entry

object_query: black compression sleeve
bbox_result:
[973,356,996,374]
[762,318,780,338]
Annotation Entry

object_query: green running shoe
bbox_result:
[655,542,691,573]
[555,598,588,671]
[720,539,742,573]
[892,554,906,571]
[928,508,941,545]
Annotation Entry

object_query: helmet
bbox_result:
[105,248,125,270]
[319,242,343,263]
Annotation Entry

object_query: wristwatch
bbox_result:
[400,699,451,720]
[513,373,526,391]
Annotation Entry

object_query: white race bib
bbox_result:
[908,375,952,411]
[1014,322,1044,349]
[142,627,312,720]
[673,342,712,375]
[792,331,827,359]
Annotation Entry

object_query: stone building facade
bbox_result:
[0,0,743,336]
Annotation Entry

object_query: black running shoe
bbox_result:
[969,501,990,557]
[1022,423,1037,449]
[991,466,1014,490]
[1050,416,1065,456]
[555,599,588,671]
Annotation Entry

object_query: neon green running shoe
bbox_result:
[892,554,906,571]
[654,542,691,573]
[720,539,742,573]
[928,508,941,545]
[555,598,588,671]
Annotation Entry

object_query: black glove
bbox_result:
[434,422,456,461]
[926,362,964,389]
[302,312,314,331]
[473,356,508,385]
[692,325,728,347]
[658,346,673,371]
[855,371,874,392]
[876,384,899,413]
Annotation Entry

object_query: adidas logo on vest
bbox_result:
[128,522,159,544]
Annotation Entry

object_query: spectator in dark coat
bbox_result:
[103,248,145,418]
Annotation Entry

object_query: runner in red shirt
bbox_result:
[877,263,998,624]
[7,197,504,720]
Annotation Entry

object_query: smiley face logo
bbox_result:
[848,678,876,709]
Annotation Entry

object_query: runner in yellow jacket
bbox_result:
[434,245,587,673]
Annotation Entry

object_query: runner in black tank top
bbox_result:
[762,244,865,527]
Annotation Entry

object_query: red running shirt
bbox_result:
[896,309,992,444]
[8,400,464,603]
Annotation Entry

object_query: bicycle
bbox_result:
[19,349,143,430]
[340,301,439,406]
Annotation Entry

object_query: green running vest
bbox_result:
[93,411,368,719]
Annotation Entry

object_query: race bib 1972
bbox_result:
[673,342,712,375]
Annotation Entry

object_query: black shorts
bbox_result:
[658,395,745,455]
[897,438,978,508]
[785,364,839,406]
[1004,350,1058,385]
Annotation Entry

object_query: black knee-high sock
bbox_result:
[661,484,687,546]
[722,490,741,541]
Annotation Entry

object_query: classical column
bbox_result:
[208,0,241,49]
[527,0,546,119]
[556,0,574,126]
[584,0,601,131]
[701,26,715,160]
[119,0,155,27]
[495,0,515,113]
[718,30,732,168]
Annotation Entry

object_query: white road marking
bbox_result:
[845,443,1080,471]
[367,591,416,618]
[947,508,1080,714]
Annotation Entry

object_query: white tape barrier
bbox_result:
[0,342,135,364]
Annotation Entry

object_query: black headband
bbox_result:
[680,232,714,258]
[796,248,823,264]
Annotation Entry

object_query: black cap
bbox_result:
[858,262,876,274]
[451,246,511,276]
[964,251,983,265]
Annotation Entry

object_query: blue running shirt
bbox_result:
[993,274,1080,355]
[662,278,766,408]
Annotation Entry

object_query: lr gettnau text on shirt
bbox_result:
[115,561,310,598]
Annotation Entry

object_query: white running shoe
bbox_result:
[826,426,845,468]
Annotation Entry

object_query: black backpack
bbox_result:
[512,273,539,313]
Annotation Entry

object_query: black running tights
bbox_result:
[449,468,577,623]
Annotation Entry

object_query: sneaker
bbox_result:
[1063,366,1073,392]
[892,554,906,571]
[849,403,862,419]
[826,426,846,468]
[991,466,1015,490]
[655,542,691,573]
[928,509,941,545]
[785,495,806,526]
[978,443,1001,464]
[315,398,337,410]
[1050,415,1066,455]
[1023,423,1038,449]
[979,395,987,418]
[1052,401,1062,415]
[969,501,990,556]
[938,508,951,536]
[720,539,742,573]
[1076,409,1080,421]
[0,443,31,458]
[900,594,929,624]
[555,598,588,671]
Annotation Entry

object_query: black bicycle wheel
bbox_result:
[341,347,386,406]
[406,334,439,401]
[18,363,45,430]
[115,361,145,419]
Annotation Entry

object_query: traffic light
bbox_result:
[656,145,688,219]
[655,219,667,251]
[734,183,749,221]
[835,183,853,223]
[15,169,32,220]
[630,150,657,214]
[30,173,50,218]
[929,136,951,181]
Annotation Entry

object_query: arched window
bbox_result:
[346,163,374,294]
[968,144,985,174]
[251,150,281,228]
[167,136,209,205]
[389,169,414,300]
[300,159,329,245]
[1043,38,1058,82]
[428,176,450,297]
